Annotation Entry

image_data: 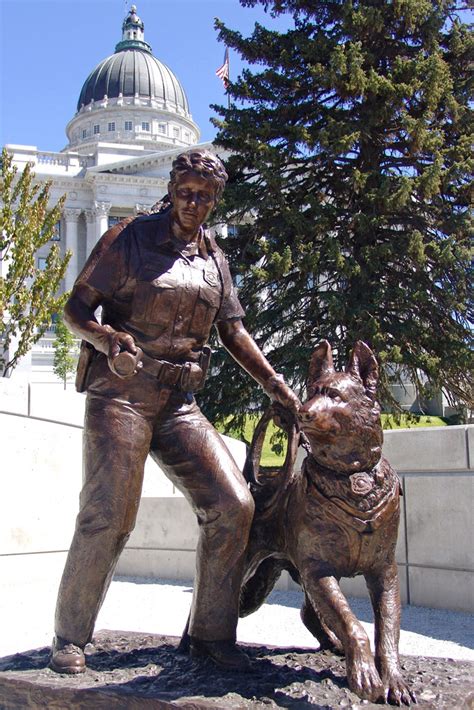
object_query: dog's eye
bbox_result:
[326,388,342,401]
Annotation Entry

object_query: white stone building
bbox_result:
[5,5,220,294]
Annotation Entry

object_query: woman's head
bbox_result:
[168,150,228,202]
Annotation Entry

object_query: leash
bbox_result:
[242,403,302,491]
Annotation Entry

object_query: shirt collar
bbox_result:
[154,210,214,260]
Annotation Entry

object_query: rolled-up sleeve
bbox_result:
[74,219,132,300]
[215,254,245,323]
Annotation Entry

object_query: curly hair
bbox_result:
[168,150,228,201]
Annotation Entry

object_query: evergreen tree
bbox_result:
[0,148,71,376]
[202,0,473,430]
[53,317,78,389]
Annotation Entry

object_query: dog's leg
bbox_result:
[366,562,417,705]
[300,592,343,654]
[301,570,384,703]
[239,557,286,617]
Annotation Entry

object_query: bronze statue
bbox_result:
[238,341,416,705]
[50,150,300,674]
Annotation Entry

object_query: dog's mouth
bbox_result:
[309,441,383,474]
[298,411,340,435]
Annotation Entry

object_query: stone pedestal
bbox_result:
[0,631,472,709]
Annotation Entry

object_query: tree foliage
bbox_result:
[53,317,78,389]
[0,148,71,376]
[201,0,473,430]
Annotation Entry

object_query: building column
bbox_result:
[63,208,82,292]
[84,209,96,258]
[94,201,112,242]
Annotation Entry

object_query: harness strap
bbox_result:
[305,460,400,534]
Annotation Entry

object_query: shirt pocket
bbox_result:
[189,285,221,338]
[132,272,178,329]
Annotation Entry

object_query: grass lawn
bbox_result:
[381,413,446,429]
[216,413,447,468]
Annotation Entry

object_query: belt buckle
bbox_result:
[156,361,181,386]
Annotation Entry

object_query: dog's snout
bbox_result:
[298,411,313,423]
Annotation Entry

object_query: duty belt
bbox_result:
[140,347,210,392]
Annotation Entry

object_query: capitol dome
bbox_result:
[65,5,199,154]
[77,51,190,116]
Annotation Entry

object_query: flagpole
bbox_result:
[216,47,231,110]
[227,49,231,111]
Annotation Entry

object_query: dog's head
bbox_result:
[297,341,383,474]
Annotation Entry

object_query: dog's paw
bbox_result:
[346,649,385,703]
[383,671,417,706]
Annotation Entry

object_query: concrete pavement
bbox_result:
[1,576,472,662]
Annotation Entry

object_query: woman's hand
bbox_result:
[263,374,301,415]
[106,330,143,378]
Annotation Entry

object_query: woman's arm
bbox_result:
[216,319,301,413]
[64,284,139,373]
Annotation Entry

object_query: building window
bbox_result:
[227,224,240,238]
[158,123,166,134]
[38,257,48,271]
[108,215,122,228]
[141,121,150,131]
[124,121,133,131]
[93,124,100,134]
[173,127,180,138]
[82,129,87,139]
[108,122,115,132]
[185,131,190,141]
[50,221,61,242]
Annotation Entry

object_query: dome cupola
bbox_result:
[65,5,199,154]
[115,4,151,53]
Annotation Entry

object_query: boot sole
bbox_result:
[49,660,86,674]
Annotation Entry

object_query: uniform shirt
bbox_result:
[75,210,245,363]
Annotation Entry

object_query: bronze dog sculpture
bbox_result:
[240,340,416,705]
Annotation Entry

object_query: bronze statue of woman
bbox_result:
[51,150,300,674]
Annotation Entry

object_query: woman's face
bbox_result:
[169,171,217,238]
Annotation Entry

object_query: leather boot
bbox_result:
[50,636,86,674]
[190,638,251,671]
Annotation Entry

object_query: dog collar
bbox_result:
[303,456,401,531]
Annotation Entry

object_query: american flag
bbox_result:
[215,48,230,87]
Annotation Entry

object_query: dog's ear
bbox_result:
[307,340,334,391]
[347,341,378,398]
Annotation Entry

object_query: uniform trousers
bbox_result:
[54,356,255,647]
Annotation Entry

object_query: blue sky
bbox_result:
[0,0,290,152]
